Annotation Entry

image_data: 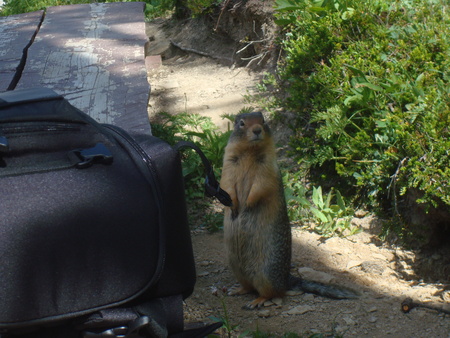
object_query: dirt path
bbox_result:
[145,19,450,337]
[146,19,260,131]
[185,219,450,337]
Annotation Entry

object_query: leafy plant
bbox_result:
[1,0,91,15]
[269,0,450,236]
[151,112,231,201]
[186,0,219,17]
[283,170,311,222]
[198,211,223,232]
[209,294,239,338]
[283,170,359,237]
[309,186,357,237]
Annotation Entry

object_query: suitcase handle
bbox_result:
[174,140,232,207]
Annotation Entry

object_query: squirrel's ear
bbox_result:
[253,111,265,123]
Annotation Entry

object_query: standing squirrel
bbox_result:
[220,112,358,309]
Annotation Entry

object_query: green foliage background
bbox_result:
[0,0,217,17]
[272,0,449,218]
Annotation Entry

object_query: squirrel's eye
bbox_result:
[239,120,245,127]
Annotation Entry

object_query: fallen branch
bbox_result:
[240,51,268,67]
[401,297,450,315]
[236,39,270,54]
[169,40,234,63]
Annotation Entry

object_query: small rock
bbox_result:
[198,260,212,266]
[257,309,271,318]
[355,210,369,218]
[303,294,316,302]
[160,79,180,89]
[210,286,219,296]
[334,325,346,334]
[263,300,274,307]
[285,305,314,315]
[272,297,283,306]
[442,292,450,303]
[367,306,378,313]
[197,271,209,277]
[368,315,378,323]
[432,253,442,260]
[343,315,356,326]
[286,290,304,296]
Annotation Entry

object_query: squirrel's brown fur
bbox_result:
[221,112,358,309]
[221,112,291,309]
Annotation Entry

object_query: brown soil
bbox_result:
[186,219,450,337]
[144,4,450,336]
[145,18,263,131]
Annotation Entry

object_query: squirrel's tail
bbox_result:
[289,275,359,299]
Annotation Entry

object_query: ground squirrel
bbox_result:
[220,112,358,309]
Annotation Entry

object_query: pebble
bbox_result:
[432,253,442,260]
[284,305,314,315]
[368,315,378,323]
[257,309,271,318]
[367,306,378,313]
[355,210,369,218]
[262,297,283,307]
[198,260,213,266]
[303,294,316,302]
[334,325,346,334]
[285,290,304,296]
[343,315,356,326]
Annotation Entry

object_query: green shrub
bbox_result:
[283,170,359,237]
[273,0,449,220]
[1,0,91,15]
[151,112,231,200]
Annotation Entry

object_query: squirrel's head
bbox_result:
[233,112,271,144]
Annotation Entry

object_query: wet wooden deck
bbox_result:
[0,2,150,135]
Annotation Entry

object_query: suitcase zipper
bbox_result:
[1,123,81,134]
[0,124,79,154]
[0,123,112,177]
[102,125,163,204]
[102,124,167,287]
[0,142,113,178]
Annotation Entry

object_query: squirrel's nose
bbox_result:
[253,127,262,136]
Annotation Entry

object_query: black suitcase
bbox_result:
[0,88,221,337]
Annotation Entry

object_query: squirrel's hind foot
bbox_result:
[242,296,270,310]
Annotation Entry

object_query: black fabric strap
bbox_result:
[174,141,232,207]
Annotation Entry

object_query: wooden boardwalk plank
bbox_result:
[16,2,151,135]
[0,11,43,92]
